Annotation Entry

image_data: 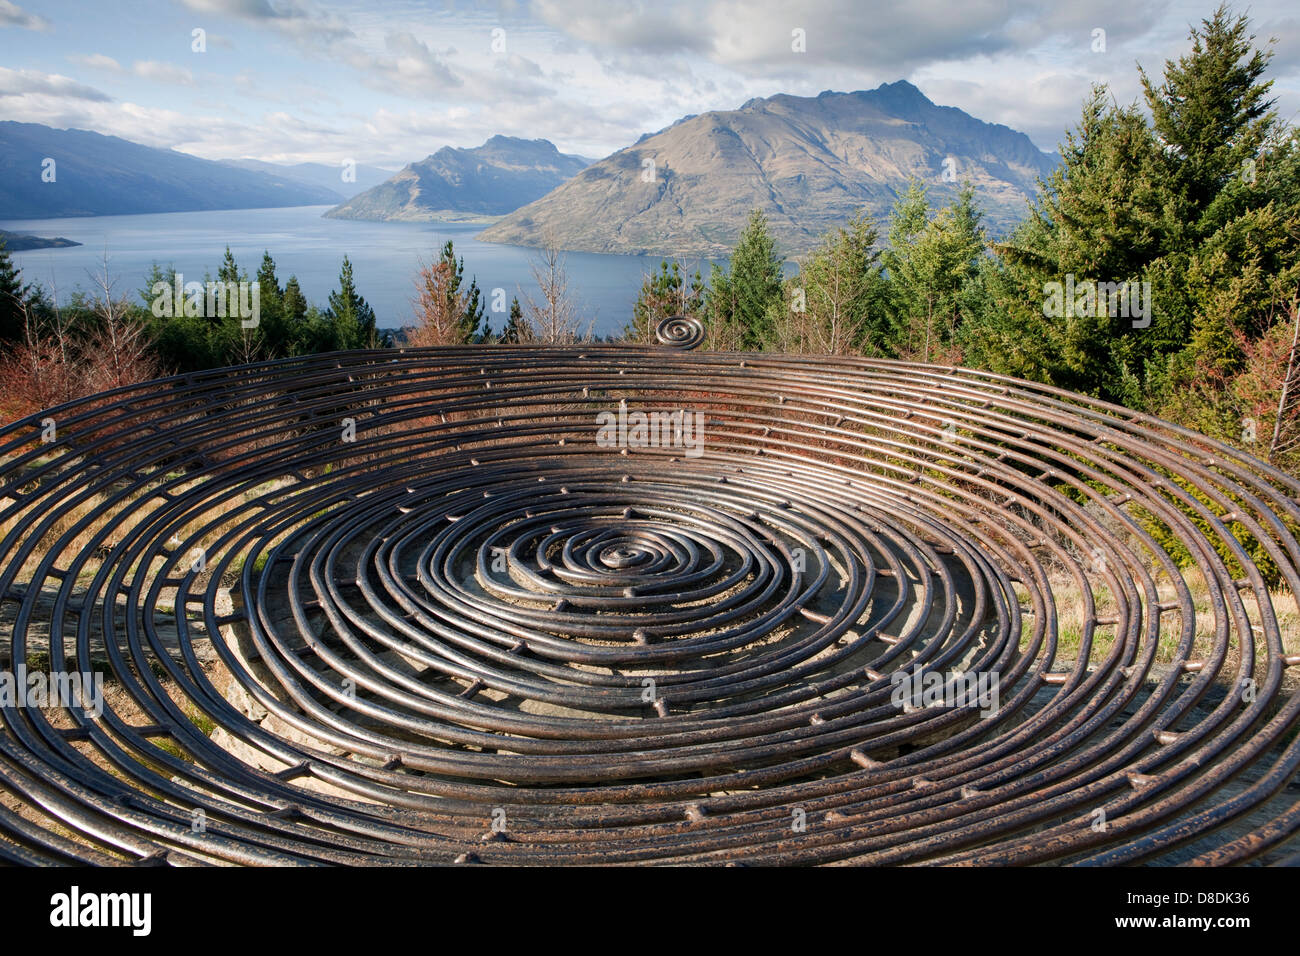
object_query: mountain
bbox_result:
[477,82,1057,257]
[0,229,80,250]
[0,121,343,219]
[219,158,392,200]
[325,135,591,222]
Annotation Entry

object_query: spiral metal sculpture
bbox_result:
[655,315,705,350]
[0,341,1298,866]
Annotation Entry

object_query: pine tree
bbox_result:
[1140,5,1294,405]
[888,179,930,249]
[140,260,211,372]
[202,246,258,364]
[1140,3,1277,241]
[504,296,526,343]
[702,263,741,349]
[283,276,308,325]
[727,209,785,349]
[435,241,488,342]
[778,211,888,355]
[960,4,1298,421]
[960,85,1174,394]
[297,305,337,354]
[328,255,377,349]
[884,182,986,363]
[218,246,241,284]
[256,252,283,303]
[252,251,291,357]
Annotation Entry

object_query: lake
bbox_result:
[0,205,723,339]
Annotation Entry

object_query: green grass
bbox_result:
[187,708,216,737]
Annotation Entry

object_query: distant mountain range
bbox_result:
[0,122,346,219]
[1,84,1057,257]
[325,135,591,222]
[478,81,1057,256]
[219,158,392,200]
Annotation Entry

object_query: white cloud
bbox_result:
[0,68,112,102]
[179,0,279,15]
[70,54,125,72]
[132,61,195,85]
[348,31,461,94]
[529,0,711,55]
[1258,17,1300,76]
[524,0,1174,77]
[67,55,195,87]
[178,0,353,45]
[0,0,50,32]
[917,71,1109,153]
[7,0,1294,168]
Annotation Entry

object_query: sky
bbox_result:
[0,0,1297,169]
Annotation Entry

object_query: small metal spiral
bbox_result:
[655,315,705,350]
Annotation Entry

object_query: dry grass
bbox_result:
[1016,568,1299,676]
[0,450,298,592]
